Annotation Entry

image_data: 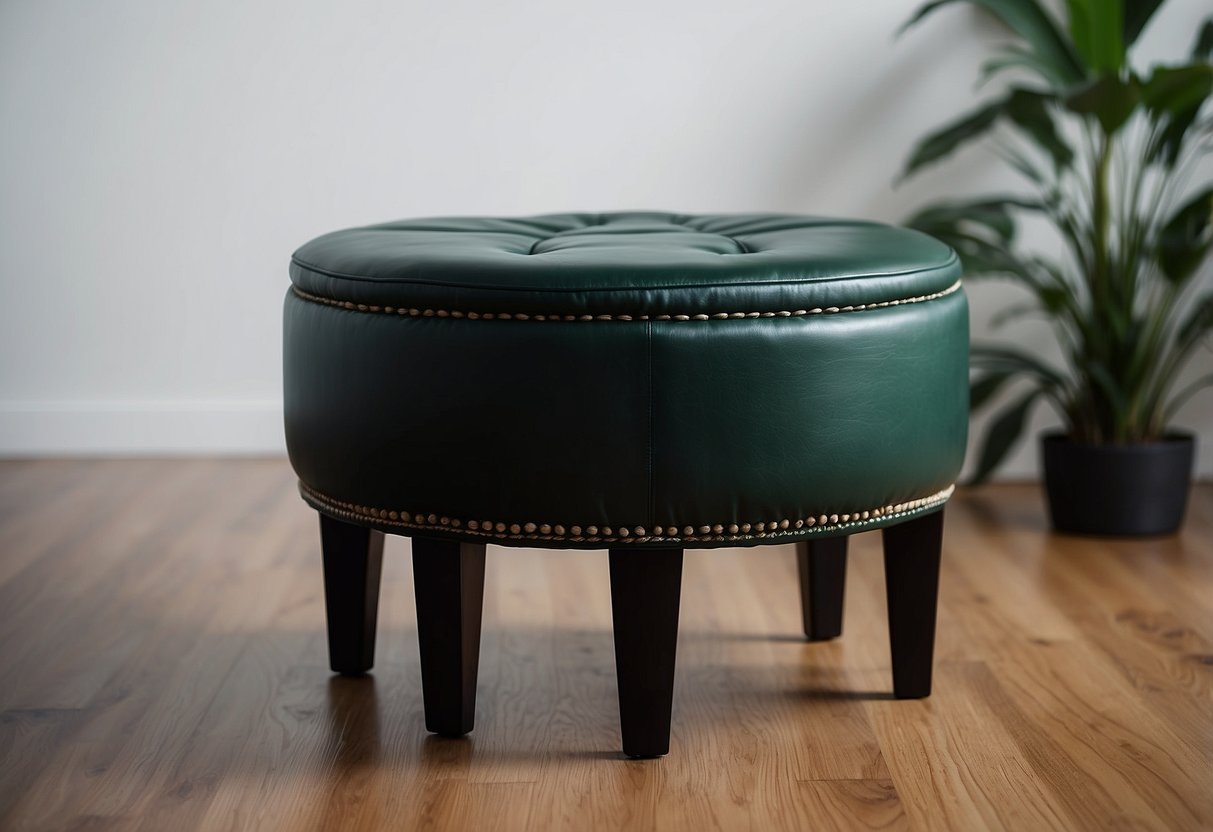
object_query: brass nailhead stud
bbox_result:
[602,526,613,536]
[495,522,506,533]
[635,526,646,536]
[510,523,521,534]
[684,526,695,536]
[829,514,839,524]
[699,525,711,534]
[427,514,438,524]
[524,522,537,533]
[728,524,739,534]
[389,511,399,520]
[741,523,752,533]
[586,526,598,536]
[415,513,426,524]
[540,524,551,534]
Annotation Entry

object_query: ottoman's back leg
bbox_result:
[320,514,385,675]
[881,508,945,699]
[609,547,684,758]
[796,536,848,641]
[412,537,487,737]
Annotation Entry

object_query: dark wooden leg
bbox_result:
[609,546,683,758]
[796,535,848,641]
[320,513,385,676]
[882,508,944,699]
[412,536,486,737]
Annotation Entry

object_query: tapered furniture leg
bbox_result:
[412,536,487,737]
[320,513,386,676]
[609,546,683,758]
[882,508,944,699]
[797,536,848,641]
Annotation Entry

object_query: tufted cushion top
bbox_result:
[290,211,960,319]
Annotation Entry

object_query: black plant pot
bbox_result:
[1040,432,1196,536]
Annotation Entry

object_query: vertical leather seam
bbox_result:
[646,320,655,529]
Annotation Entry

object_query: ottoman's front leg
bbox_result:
[320,514,385,676]
[412,537,487,737]
[881,508,945,699]
[609,546,684,758]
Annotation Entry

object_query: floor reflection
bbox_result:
[326,675,381,770]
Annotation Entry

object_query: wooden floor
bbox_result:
[0,461,1210,831]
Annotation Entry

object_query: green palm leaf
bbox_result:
[902,0,1088,86]
[969,390,1044,484]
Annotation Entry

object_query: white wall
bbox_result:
[1,0,1209,477]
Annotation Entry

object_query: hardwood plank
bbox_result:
[791,780,908,832]
[988,639,1213,831]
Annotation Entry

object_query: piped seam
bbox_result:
[290,279,962,322]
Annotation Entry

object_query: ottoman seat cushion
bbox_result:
[289,211,960,319]
[284,211,968,549]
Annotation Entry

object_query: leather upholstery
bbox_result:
[284,212,968,549]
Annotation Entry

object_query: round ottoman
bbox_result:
[284,211,968,757]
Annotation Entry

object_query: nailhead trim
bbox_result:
[290,279,962,322]
[299,482,954,544]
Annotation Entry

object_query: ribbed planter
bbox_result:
[1040,432,1196,536]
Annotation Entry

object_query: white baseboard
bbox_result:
[0,400,286,455]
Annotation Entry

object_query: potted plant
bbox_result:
[899,0,1213,535]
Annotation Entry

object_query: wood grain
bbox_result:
[0,462,1210,831]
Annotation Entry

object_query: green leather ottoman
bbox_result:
[284,211,968,757]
